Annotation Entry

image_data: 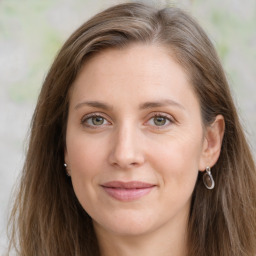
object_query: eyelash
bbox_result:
[146,112,174,129]
[81,113,111,129]
[81,112,175,129]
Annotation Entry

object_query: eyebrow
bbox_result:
[139,99,185,110]
[75,101,113,110]
[74,99,185,111]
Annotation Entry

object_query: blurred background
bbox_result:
[0,0,255,253]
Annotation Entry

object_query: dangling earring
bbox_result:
[203,166,215,189]
[64,163,70,177]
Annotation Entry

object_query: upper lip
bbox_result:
[101,181,155,189]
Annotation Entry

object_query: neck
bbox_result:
[94,214,188,256]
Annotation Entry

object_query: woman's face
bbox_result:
[65,44,208,236]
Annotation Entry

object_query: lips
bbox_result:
[101,181,156,201]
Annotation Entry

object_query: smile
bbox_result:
[101,181,156,201]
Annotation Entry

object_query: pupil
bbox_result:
[154,117,166,126]
[92,117,104,125]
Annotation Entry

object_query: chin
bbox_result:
[93,209,157,236]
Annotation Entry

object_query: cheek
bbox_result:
[150,133,203,188]
[65,134,107,209]
[66,134,106,210]
[66,128,105,173]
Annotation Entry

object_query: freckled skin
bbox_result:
[65,44,207,245]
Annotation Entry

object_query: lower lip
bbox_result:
[102,186,155,201]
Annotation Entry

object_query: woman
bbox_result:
[8,2,256,256]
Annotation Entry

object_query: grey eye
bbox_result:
[82,115,109,127]
[153,116,167,126]
[91,116,105,125]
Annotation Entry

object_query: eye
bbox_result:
[146,113,173,128]
[81,114,110,128]
[152,116,168,126]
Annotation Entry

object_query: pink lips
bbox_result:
[101,181,156,201]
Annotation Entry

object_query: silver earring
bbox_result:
[64,163,70,176]
[203,166,215,189]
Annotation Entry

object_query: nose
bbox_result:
[108,123,145,169]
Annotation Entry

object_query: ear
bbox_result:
[199,115,225,171]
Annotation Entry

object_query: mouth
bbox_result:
[101,181,156,201]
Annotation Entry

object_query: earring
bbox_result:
[203,166,215,189]
[64,163,70,177]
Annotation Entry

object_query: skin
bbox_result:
[65,44,224,256]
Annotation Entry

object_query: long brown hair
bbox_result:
[8,2,256,255]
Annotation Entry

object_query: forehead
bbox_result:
[70,44,200,112]
[79,44,188,82]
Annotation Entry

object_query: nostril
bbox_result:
[111,161,138,168]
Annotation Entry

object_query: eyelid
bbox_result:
[144,112,175,128]
[147,111,175,121]
[80,111,176,129]
[81,112,112,128]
